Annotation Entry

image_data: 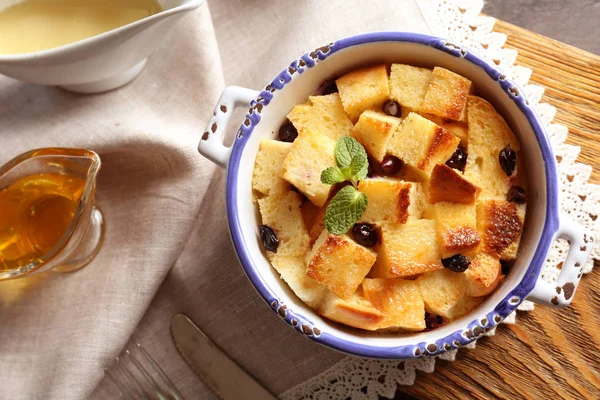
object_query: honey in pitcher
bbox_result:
[0,173,86,271]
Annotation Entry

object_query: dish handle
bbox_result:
[526,214,594,307]
[198,86,260,168]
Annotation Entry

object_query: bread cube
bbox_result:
[386,113,460,178]
[429,163,481,204]
[463,154,512,199]
[443,121,468,145]
[464,253,503,297]
[400,107,445,127]
[467,95,520,156]
[421,67,472,121]
[258,191,310,257]
[282,129,336,207]
[307,230,377,299]
[252,140,292,196]
[433,202,481,258]
[417,269,467,318]
[357,179,415,224]
[372,219,443,278]
[477,200,526,260]
[287,93,354,140]
[336,64,390,122]
[389,64,432,111]
[409,182,435,220]
[270,255,328,308]
[445,295,483,320]
[363,278,426,331]
[351,110,401,162]
[319,291,384,331]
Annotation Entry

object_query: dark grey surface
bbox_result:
[484,0,600,55]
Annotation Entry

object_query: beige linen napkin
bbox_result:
[0,1,434,399]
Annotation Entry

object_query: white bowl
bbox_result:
[198,32,594,359]
[0,0,203,93]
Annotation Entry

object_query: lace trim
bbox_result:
[281,1,599,398]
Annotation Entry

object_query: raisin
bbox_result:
[380,155,403,175]
[259,225,279,252]
[445,145,467,172]
[499,144,517,176]
[382,99,402,117]
[507,186,526,204]
[441,254,470,272]
[278,122,298,142]
[351,224,378,247]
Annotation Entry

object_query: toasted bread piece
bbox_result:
[464,253,503,297]
[445,295,483,320]
[287,93,354,140]
[421,67,472,121]
[319,291,384,331]
[270,255,328,308]
[282,129,336,207]
[258,190,310,257]
[363,278,426,331]
[433,202,481,258]
[410,182,435,220]
[387,113,460,178]
[252,140,292,196]
[467,95,520,156]
[443,121,468,145]
[429,163,481,204]
[389,64,432,111]
[400,107,445,125]
[372,219,443,278]
[352,110,401,162]
[463,153,512,199]
[477,200,526,260]
[357,179,415,224]
[417,269,467,318]
[336,64,390,122]
[307,231,377,299]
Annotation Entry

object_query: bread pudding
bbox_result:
[251,64,527,332]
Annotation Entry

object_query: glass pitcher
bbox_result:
[0,148,104,280]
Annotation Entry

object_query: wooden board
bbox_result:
[397,20,600,400]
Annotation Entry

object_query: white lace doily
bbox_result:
[281,1,600,399]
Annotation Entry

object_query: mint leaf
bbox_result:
[324,185,368,234]
[321,167,346,185]
[335,137,365,169]
[348,150,368,181]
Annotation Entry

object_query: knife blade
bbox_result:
[170,313,277,400]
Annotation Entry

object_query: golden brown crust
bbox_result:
[307,235,348,281]
[445,77,470,120]
[478,200,524,256]
[429,163,481,204]
[441,226,481,254]
[418,126,459,171]
[319,292,384,331]
[396,185,412,224]
[390,261,443,277]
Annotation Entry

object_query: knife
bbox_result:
[170,313,277,400]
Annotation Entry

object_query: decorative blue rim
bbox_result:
[225,32,559,359]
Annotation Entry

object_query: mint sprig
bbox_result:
[320,136,369,235]
[324,185,368,234]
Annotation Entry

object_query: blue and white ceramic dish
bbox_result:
[198,32,594,359]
